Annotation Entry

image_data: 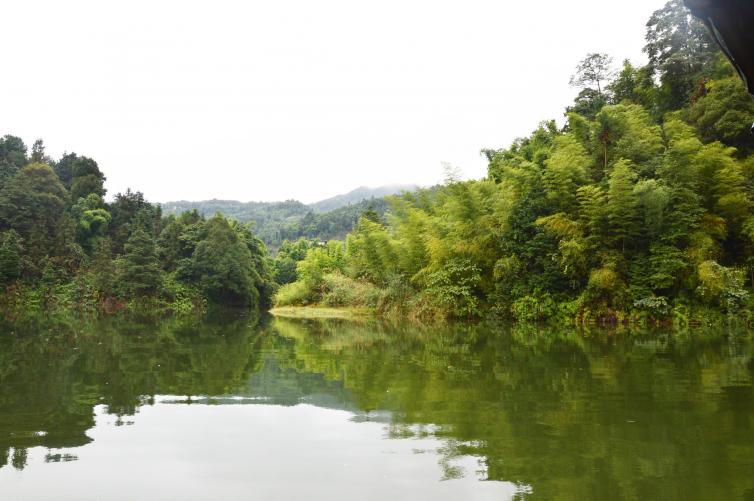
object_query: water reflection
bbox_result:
[0,313,752,499]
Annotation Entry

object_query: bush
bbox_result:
[161,274,205,314]
[274,280,316,306]
[511,293,558,322]
[321,272,381,307]
[633,295,671,316]
[695,261,749,312]
[423,259,483,318]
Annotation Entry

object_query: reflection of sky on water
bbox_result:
[1,315,752,499]
[1,401,525,501]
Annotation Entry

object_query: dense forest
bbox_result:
[0,139,275,314]
[3,0,753,324]
[275,0,754,323]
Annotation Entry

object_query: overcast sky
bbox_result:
[1,0,668,203]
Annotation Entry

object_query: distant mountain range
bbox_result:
[308,184,417,213]
[161,184,418,250]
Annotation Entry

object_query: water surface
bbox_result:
[0,314,752,500]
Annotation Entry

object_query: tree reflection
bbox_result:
[0,310,266,469]
[0,313,752,500]
[271,317,754,500]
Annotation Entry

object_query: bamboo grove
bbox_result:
[274,1,754,322]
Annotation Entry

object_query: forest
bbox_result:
[2,0,753,323]
[163,196,394,251]
[0,140,275,314]
[274,0,754,323]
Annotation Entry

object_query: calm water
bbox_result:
[0,314,753,500]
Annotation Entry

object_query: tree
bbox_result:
[361,204,381,224]
[606,160,640,253]
[273,239,312,285]
[71,194,111,254]
[567,88,608,119]
[234,221,275,308]
[0,163,68,260]
[542,135,591,211]
[0,230,21,286]
[608,60,640,104]
[644,0,719,110]
[570,53,614,96]
[30,139,51,163]
[593,104,664,177]
[186,215,258,306]
[0,135,27,185]
[54,153,105,199]
[119,226,162,296]
[689,76,754,154]
[345,217,397,284]
[157,210,205,273]
[109,189,159,254]
[91,238,117,297]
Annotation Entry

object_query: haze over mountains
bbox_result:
[308,184,417,213]
[161,184,418,250]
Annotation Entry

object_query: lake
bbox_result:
[0,313,752,500]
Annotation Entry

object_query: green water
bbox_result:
[0,314,752,500]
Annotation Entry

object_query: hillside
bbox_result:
[308,184,417,213]
[161,187,405,250]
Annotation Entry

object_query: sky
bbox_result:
[0,0,668,204]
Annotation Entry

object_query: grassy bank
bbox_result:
[270,305,374,320]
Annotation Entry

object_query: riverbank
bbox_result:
[269,306,375,320]
[271,296,754,331]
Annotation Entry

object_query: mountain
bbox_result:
[161,199,309,225]
[161,185,415,250]
[308,184,417,213]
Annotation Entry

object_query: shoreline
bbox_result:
[269,306,375,320]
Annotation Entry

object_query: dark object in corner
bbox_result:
[684,0,754,96]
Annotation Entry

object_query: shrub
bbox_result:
[633,295,671,316]
[321,272,381,307]
[696,260,749,312]
[511,292,558,322]
[274,280,316,306]
[424,259,482,318]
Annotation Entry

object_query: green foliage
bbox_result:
[320,272,381,308]
[643,0,719,111]
[689,77,754,154]
[423,259,483,318]
[272,239,311,284]
[274,0,754,322]
[569,53,613,95]
[345,217,397,284]
[274,280,316,307]
[511,293,558,322]
[297,241,346,287]
[108,189,160,254]
[0,141,274,314]
[0,230,21,287]
[71,194,111,253]
[182,215,259,306]
[0,135,27,184]
[90,238,117,297]
[0,163,69,266]
[161,196,394,251]
[696,260,749,312]
[118,227,162,297]
[4,0,754,323]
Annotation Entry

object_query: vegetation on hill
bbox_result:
[4,0,753,325]
[275,0,754,324]
[163,197,392,250]
[0,142,274,315]
[308,184,417,213]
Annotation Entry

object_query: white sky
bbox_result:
[0,0,667,203]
